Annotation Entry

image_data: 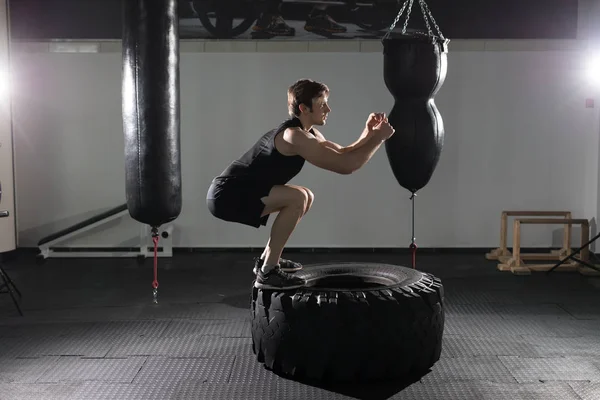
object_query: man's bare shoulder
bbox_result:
[284,126,305,135]
[311,127,326,141]
[282,127,312,142]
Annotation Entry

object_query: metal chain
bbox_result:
[382,0,446,40]
[419,0,446,40]
[382,0,411,40]
[401,0,414,34]
[418,0,433,37]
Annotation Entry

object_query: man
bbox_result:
[206,79,395,290]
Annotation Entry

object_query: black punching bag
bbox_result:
[122,0,182,228]
[383,32,448,194]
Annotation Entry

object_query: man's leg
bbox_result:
[259,185,312,268]
[259,185,313,261]
[252,185,311,289]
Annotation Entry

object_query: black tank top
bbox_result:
[216,117,315,187]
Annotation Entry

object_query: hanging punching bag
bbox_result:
[382,1,449,194]
[122,0,182,228]
[381,0,449,268]
[122,0,181,303]
[383,32,448,194]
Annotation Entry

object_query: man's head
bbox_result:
[287,79,331,127]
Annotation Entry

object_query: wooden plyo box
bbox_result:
[486,211,573,264]
[497,218,599,275]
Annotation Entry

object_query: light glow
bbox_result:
[585,51,600,87]
[0,64,11,102]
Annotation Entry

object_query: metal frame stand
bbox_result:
[38,210,174,260]
[546,230,600,275]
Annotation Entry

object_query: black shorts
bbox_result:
[206,177,272,228]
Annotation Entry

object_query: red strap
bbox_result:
[152,235,159,289]
[409,242,418,269]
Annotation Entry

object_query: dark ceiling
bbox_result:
[8,0,580,40]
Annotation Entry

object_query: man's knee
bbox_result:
[302,187,314,214]
[291,186,313,216]
[262,185,314,216]
[290,188,310,213]
[288,187,314,216]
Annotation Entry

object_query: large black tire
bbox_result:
[250,262,445,382]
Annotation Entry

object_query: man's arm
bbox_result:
[313,113,387,153]
[343,134,387,172]
[342,127,372,152]
[285,128,387,175]
[313,127,372,154]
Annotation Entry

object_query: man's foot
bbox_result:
[252,13,295,36]
[279,258,303,272]
[304,12,347,35]
[254,266,306,290]
[253,257,303,274]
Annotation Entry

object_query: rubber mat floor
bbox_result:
[0,250,599,399]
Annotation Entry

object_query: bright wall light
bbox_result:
[586,51,600,87]
[0,64,10,104]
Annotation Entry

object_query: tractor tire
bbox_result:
[250,262,445,382]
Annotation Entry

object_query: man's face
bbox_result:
[306,94,331,126]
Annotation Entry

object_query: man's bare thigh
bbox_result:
[260,184,310,217]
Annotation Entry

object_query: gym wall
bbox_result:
[9,39,600,249]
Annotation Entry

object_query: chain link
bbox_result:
[382,0,410,40]
[382,0,446,41]
[401,0,414,34]
[420,0,445,40]
[418,0,433,37]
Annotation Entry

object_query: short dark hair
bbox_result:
[287,79,329,117]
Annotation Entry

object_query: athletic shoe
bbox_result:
[253,257,303,274]
[304,12,347,35]
[279,258,303,272]
[254,266,306,290]
[252,13,295,36]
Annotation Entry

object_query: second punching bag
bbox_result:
[383,31,448,194]
[122,0,182,228]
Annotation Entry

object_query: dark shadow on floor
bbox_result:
[272,368,427,400]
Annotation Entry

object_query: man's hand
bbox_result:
[372,120,395,140]
[366,112,387,132]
